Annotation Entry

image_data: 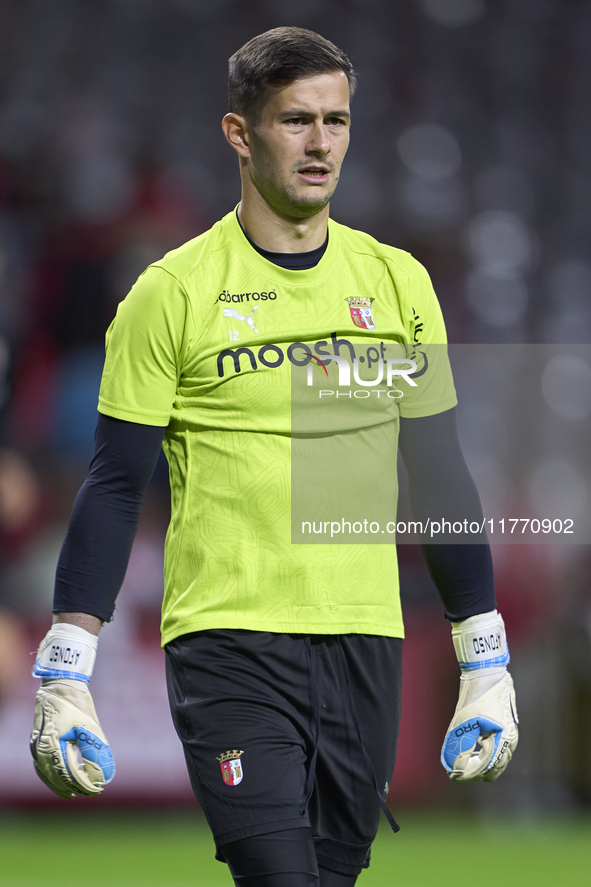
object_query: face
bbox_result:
[245,71,351,220]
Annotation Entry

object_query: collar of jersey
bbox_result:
[224,206,340,285]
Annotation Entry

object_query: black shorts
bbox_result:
[165,630,402,876]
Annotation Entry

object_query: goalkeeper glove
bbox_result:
[441,609,518,782]
[30,623,115,799]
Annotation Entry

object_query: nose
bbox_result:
[306,122,331,157]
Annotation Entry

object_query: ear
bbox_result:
[222,113,251,158]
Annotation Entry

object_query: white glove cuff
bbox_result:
[33,623,98,683]
[451,609,509,674]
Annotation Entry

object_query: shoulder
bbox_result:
[330,219,430,282]
[147,211,235,286]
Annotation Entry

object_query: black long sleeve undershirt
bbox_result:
[54,408,495,624]
[398,408,495,620]
[53,415,164,622]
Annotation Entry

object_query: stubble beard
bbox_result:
[251,163,339,222]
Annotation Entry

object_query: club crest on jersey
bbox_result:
[346,297,376,331]
[216,749,244,786]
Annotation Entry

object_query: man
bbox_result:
[31,28,518,887]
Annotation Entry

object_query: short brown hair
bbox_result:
[228,27,357,123]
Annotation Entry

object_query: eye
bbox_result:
[285,117,305,126]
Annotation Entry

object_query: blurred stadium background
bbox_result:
[1,0,590,884]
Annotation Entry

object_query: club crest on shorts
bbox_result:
[346,297,376,330]
[216,749,244,786]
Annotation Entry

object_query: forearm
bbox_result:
[53,472,144,622]
[420,543,495,621]
[52,414,165,624]
[399,408,495,620]
[52,612,102,635]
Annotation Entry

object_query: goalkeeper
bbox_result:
[30,26,518,887]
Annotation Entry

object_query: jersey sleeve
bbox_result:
[98,265,194,426]
[398,257,458,419]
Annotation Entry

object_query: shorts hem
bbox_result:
[315,839,371,876]
[215,816,311,861]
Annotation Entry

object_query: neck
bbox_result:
[237,184,329,253]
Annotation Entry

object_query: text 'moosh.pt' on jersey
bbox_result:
[98,210,456,645]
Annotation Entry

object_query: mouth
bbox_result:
[297,166,331,184]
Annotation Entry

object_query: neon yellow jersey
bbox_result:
[98,209,457,645]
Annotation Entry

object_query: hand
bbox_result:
[31,621,114,798]
[31,678,115,799]
[441,670,518,781]
[441,609,518,781]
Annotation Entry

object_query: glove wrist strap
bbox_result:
[33,623,98,683]
[451,609,509,674]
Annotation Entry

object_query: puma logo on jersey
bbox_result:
[223,306,259,334]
